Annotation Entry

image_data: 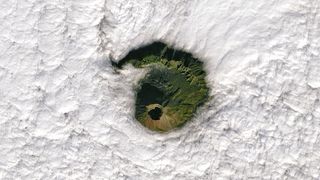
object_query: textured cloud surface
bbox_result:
[0,0,319,179]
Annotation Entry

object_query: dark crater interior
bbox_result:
[148,107,162,120]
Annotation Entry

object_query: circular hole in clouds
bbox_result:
[113,42,210,132]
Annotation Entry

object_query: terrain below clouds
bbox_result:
[0,0,319,179]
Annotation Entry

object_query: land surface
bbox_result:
[116,42,209,132]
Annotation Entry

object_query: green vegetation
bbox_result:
[114,42,209,132]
